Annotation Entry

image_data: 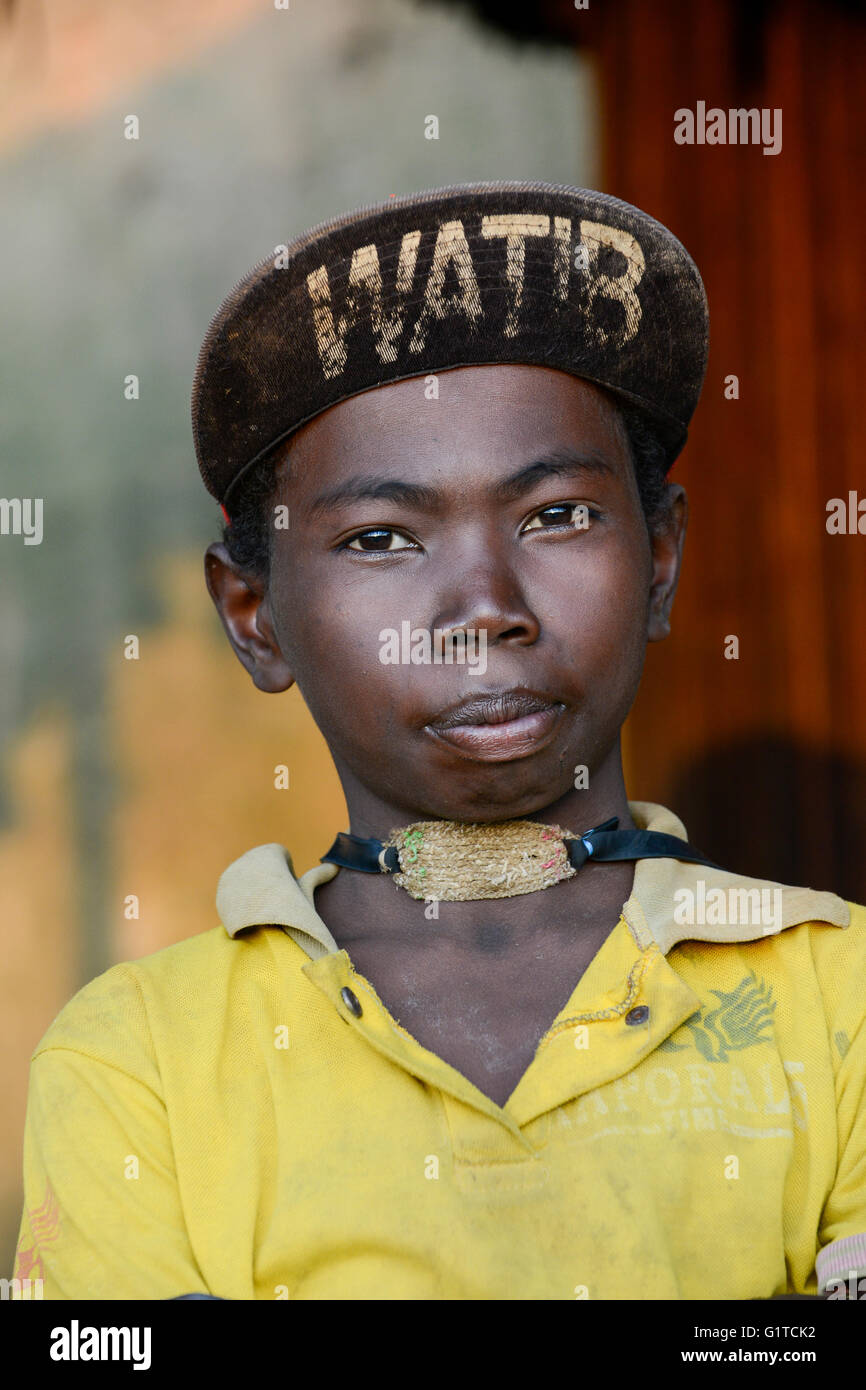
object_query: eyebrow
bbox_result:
[306,447,616,518]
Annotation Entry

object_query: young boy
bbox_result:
[14,182,866,1300]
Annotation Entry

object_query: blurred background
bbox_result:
[1,0,864,1271]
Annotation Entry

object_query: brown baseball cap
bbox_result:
[191,180,709,510]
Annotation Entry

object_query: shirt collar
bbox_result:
[216,802,849,961]
[216,843,340,960]
[625,800,848,949]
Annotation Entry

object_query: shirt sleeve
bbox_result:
[12,967,211,1301]
[814,904,866,1296]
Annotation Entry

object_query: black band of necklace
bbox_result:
[321,817,719,875]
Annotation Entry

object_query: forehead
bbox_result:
[282,364,627,478]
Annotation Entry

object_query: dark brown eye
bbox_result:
[346,528,415,552]
[523,503,595,532]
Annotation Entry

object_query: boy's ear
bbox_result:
[204,543,295,693]
[647,483,688,643]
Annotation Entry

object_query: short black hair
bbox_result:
[219,396,674,580]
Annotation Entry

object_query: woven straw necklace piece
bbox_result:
[380,819,580,902]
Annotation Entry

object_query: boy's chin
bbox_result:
[387,778,580,826]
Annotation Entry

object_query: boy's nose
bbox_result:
[432,562,541,647]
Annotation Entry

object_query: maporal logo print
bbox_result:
[660,973,777,1064]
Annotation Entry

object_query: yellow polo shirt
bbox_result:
[13,802,866,1300]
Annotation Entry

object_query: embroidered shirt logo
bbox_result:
[660,973,777,1063]
[12,1180,61,1293]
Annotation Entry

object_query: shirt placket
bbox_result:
[302,933,703,1146]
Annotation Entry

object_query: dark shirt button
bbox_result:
[341,986,363,1017]
[625,1005,650,1026]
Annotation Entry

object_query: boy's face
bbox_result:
[206,364,686,825]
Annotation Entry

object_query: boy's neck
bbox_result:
[312,829,636,957]
[312,747,637,952]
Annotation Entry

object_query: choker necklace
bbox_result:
[320,816,718,902]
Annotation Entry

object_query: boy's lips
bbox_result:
[424,690,566,761]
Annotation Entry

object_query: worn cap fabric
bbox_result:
[191,180,709,508]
